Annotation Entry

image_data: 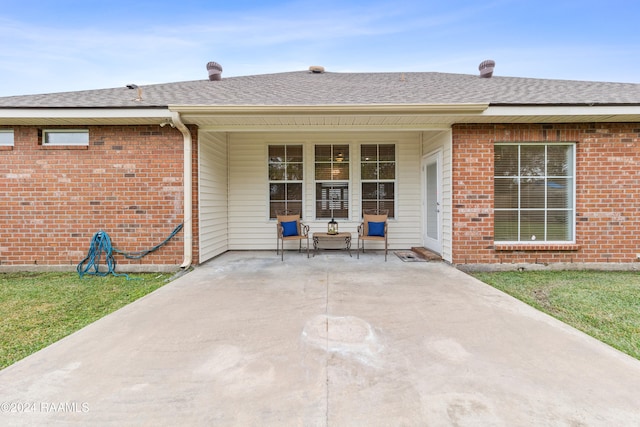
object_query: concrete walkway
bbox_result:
[1,251,640,426]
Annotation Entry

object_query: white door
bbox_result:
[422,151,442,254]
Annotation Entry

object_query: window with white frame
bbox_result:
[42,129,89,146]
[0,129,14,146]
[268,145,303,219]
[361,144,396,218]
[494,143,575,242]
[315,144,349,219]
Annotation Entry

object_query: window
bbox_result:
[42,129,89,146]
[0,129,14,146]
[361,144,396,218]
[494,143,575,242]
[268,145,303,218]
[315,144,349,219]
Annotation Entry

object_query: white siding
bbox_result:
[393,134,424,249]
[228,133,273,249]
[198,131,229,262]
[227,132,424,250]
[422,130,453,262]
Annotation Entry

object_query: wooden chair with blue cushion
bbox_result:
[357,209,389,261]
[276,210,310,261]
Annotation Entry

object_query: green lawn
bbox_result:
[471,270,640,360]
[0,272,172,370]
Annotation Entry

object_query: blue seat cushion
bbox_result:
[281,220,299,237]
[367,221,385,237]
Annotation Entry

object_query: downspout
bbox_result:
[170,111,193,269]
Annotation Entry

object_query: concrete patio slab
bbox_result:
[1,251,639,426]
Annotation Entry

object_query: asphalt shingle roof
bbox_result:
[1,71,640,108]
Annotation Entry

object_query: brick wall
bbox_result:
[0,125,193,269]
[452,123,640,265]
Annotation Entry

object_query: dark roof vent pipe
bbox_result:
[479,60,495,78]
[207,62,223,81]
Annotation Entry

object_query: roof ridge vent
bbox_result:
[207,61,223,81]
[309,65,325,74]
[479,60,495,78]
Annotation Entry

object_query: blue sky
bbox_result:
[0,0,638,96]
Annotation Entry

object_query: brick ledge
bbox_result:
[40,145,88,150]
[494,244,580,252]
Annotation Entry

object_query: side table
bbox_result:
[312,232,352,257]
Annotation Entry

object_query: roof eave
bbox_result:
[470,105,640,124]
[169,103,490,130]
[170,103,640,130]
[2,104,640,128]
[0,107,171,126]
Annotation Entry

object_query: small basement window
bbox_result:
[0,129,14,146]
[42,129,89,146]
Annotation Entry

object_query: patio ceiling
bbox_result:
[171,104,487,131]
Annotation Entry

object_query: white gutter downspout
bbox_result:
[170,111,193,269]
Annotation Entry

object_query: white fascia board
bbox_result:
[0,108,171,120]
[483,105,640,118]
[169,103,489,115]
